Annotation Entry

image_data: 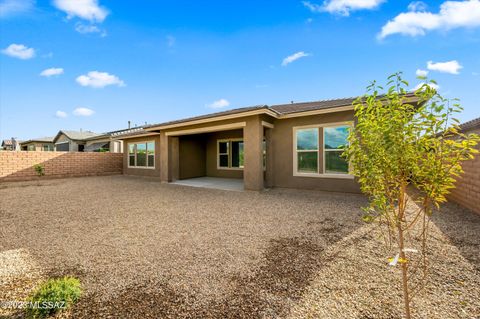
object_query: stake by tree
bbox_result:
[344,72,479,318]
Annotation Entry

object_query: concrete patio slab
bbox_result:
[171,176,244,191]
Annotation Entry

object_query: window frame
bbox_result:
[293,122,354,179]
[42,144,53,151]
[127,140,155,169]
[217,138,244,170]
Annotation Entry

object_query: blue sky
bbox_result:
[1,0,479,140]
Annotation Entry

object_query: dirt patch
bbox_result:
[1,176,478,318]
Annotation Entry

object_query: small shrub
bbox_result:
[34,164,45,177]
[25,277,82,318]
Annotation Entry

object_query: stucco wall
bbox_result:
[123,135,161,177]
[0,151,122,182]
[179,135,206,179]
[270,110,360,193]
[205,130,244,179]
[120,112,362,192]
[55,134,82,152]
[21,142,54,151]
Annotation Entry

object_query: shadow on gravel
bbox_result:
[70,218,360,319]
[430,202,480,272]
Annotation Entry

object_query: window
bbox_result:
[27,145,35,151]
[324,126,350,174]
[294,123,351,177]
[128,141,155,168]
[218,139,244,169]
[296,128,319,173]
[43,144,53,151]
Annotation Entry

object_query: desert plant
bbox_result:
[34,164,45,177]
[25,277,82,318]
[344,72,479,318]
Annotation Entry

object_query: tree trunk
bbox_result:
[398,183,411,319]
[398,223,411,319]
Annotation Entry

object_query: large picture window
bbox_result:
[294,123,351,177]
[324,126,349,174]
[128,141,155,168]
[218,139,244,169]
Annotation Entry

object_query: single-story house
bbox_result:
[1,139,14,151]
[53,129,135,152]
[117,94,419,191]
[19,137,55,151]
[53,130,100,152]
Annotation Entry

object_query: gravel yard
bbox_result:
[0,175,479,318]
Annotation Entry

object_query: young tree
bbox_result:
[344,72,479,318]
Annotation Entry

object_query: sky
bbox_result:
[1,0,479,140]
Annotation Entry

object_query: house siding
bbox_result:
[205,130,244,179]
[123,135,161,178]
[269,110,360,193]
[120,111,361,192]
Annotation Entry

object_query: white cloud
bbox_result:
[166,35,176,48]
[75,22,100,33]
[207,99,230,109]
[427,60,462,74]
[55,110,68,118]
[303,0,384,16]
[416,69,429,77]
[1,43,35,59]
[408,1,428,12]
[282,51,311,66]
[53,0,108,22]
[413,82,440,91]
[0,0,34,18]
[76,71,125,88]
[40,68,64,77]
[73,107,95,116]
[302,1,322,12]
[379,0,480,39]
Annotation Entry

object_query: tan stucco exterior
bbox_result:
[20,142,54,151]
[120,110,360,193]
[123,135,161,177]
[55,134,82,152]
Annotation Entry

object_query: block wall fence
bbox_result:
[0,152,123,182]
[447,125,480,215]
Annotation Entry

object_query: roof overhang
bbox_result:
[115,132,159,140]
[145,108,279,131]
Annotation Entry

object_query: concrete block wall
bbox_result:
[447,125,480,215]
[0,151,123,182]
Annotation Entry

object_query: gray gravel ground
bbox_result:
[0,175,479,318]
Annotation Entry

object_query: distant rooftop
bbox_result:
[459,117,480,132]
[20,136,55,144]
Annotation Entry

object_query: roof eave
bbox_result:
[144,107,278,131]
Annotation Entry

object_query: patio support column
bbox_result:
[160,132,179,183]
[244,116,264,191]
[264,127,274,188]
[160,132,169,182]
[170,136,179,182]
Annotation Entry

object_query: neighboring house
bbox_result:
[52,128,135,152]
[1,139,22,151]
[20,137,55,151]
[83,127,144,153]
[53,130,100,152]
[1,139,14,151]
[117,94,419,191]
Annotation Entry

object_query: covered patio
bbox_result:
[156,117,274,191]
